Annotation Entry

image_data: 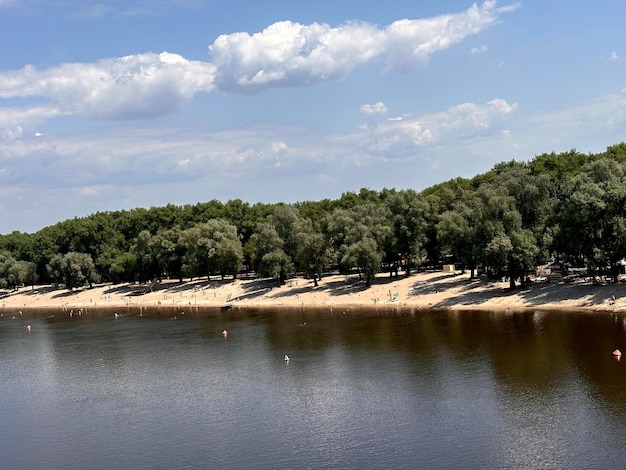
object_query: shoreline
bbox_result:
[1,271,624,314]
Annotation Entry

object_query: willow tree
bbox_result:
[47,252,97,290]
[381,189,429,276]
[250,222,293,286]
[294,218,329,287]
[323,203,392,285]
[555,159,626,280]
[341,237,381,287]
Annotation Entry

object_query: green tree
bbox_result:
[342,237,381,287]
[294,219,329,287]
[420,177,473,265]
[437,202,478,277]
[0,231,34,262]
[382,189,429,275]
[437,182,540,287]
[268,205,302,263]
[485,229,539,288]
[323,203,392,285]
[218,237,244,279]
[132,230,159,282]
[47,252,98,290]
[178,225,204,279]
[150,228,183,281]
[182,219,244,280]
[9,260,38,289]
[555,159,626,280]
[529,148,597,182]
[0,251,17,289]
[108,252,139,283]
[251,222,293,285]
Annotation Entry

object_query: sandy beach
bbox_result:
[1,270,624,313]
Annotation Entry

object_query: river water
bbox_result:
[2,306,626,469]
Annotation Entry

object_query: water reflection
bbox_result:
[2,307,626,469]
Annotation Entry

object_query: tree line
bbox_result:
[2,142,626,291]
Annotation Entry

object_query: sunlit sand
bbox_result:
[2,271,624,313]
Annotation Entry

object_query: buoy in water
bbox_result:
[26,325,31,331]
[613,349,622,356]
[222,329,228,337]
[284,355,290,362]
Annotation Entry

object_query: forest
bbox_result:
[2,142,626,291]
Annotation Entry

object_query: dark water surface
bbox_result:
[2,306,626,469]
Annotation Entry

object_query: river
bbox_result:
[2,306,626,469]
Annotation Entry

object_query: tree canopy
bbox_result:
[2,143,626,290]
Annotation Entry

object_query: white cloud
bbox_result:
[0,65,523,197]
[353,98,518,157]
[210,1,517,92]
[0,105,64,143]
[609,51,620,62]
[470,44,488,54]
[384,1,511,71]
[235,140,291,168]
[0,1,518,145]
[360,102,388,116]
[5,84,626,233]
[0,52,215,121]
[209,20,385,92]
[0,122,305,194]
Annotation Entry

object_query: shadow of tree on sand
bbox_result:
[103,284,136,296]
[229,278,279,302]
[269,277,364,299]
[432,279,619,309]
[51,289,83,299]
[267,274,424,301]
[408,275,481,296]
[22,285,59,297]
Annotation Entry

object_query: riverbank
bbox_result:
[1,271,625,313]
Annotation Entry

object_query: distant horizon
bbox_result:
[2,140,622,235]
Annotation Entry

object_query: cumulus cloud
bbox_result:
[360,102,388,116]
[209,20,385,93]
[210,1,517,92]
[235,140,291,168]
[0,52,215,121]
[356,98,518,156]
[383,1,512,71]
[0,1,517,136]
[609,51,620,62]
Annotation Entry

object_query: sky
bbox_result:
[1,1,626,234]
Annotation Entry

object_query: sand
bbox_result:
[1,270,624,313]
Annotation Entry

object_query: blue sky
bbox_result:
[1,1,625,234]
